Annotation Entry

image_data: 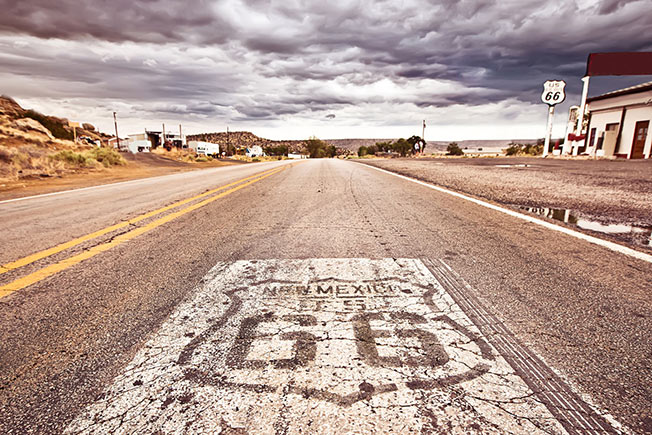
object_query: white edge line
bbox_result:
[0,161,289,205]
[360,163,652,264]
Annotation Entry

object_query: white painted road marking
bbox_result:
[360,163,652,264]
[66,259,615,434]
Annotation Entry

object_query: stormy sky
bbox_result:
[1,0,651,140]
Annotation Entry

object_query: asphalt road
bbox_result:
[0,159,650,434]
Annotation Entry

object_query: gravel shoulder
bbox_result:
[357,156,652,250]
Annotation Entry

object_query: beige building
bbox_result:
[584,81,652,159]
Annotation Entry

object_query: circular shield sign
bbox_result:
[541,80,566,106]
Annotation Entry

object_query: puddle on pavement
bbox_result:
[520,206,652,248]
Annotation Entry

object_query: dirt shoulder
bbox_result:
[357,156,652,251]
[0,153,243,201]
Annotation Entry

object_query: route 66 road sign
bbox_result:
[541,80,566,106]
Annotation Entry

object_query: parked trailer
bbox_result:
[189,141,220,157]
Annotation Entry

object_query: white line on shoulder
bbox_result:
[360,162,652,264]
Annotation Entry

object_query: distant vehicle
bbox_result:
[189,141,220,157]
[126,140,151,153]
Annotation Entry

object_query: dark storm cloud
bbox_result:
[1,0,651,132]
[0,0,232,43]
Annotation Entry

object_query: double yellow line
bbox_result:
[0,165,286,298]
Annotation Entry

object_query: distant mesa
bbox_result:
[326,114,336,119]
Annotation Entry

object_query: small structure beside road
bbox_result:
[245,145,263,158]
[583,81,652,159]
[188,141,220,157]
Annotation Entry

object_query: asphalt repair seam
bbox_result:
[64,258,621,434]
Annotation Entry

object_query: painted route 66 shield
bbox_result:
[66,259,569,434]
[178,263,493,408]
[541,80,566,106]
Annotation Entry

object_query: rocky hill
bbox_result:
[187,131,340,155]
[0,96,120,183]
[0,95,106,149]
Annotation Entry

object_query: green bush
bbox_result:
[505,142,543,156]
[264,145,288,156]
[306,137,336,158]
[195,156,209,162]
[23,110,74,140]
[50,147,125,167]
[392,138,412,156]
[50,150,88,165]
[86,147,125,167]
[446,142,464,156]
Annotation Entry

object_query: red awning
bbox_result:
[586,52,652,76]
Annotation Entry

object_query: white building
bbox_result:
[188,141,220,157]
[245,145,264,157]
[584,81,652,159]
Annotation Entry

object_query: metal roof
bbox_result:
[587,80,652,102]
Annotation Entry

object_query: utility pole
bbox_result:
[179,124,183,147]
[227,126,230,156]
[422,120,426,154]
[113,112,120,150]
[162,123,166,148]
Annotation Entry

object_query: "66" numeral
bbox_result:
[227,311,450,369]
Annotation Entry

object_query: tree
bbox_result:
[264,145,288,156]
[446,142,464,156]
[392,138,412,156]
[407,135,426,154]
[375,141,393,153]
[305,137,336,158]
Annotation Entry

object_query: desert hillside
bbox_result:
[187,131,313,154]
[0,96,123,183]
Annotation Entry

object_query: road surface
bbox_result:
[0,159,650,434]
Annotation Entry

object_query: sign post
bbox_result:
[69,121,80,143]
[540,80,566,157]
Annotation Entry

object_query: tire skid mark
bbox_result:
[422,258,618,434]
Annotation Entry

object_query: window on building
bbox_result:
[588,128,597,148]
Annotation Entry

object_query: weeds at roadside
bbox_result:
[50,148,125,168]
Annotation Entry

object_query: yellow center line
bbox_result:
[0,166,286,298]
[0,165,283,276]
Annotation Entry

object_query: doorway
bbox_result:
[631,120,649,159]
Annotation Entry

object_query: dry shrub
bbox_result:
[50,148,125,168]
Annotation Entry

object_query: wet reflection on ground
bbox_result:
[520,206,652,248]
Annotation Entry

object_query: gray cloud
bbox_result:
[1,0,651,138]
[0,0,231,43]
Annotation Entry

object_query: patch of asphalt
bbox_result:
[356,157,652,250]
